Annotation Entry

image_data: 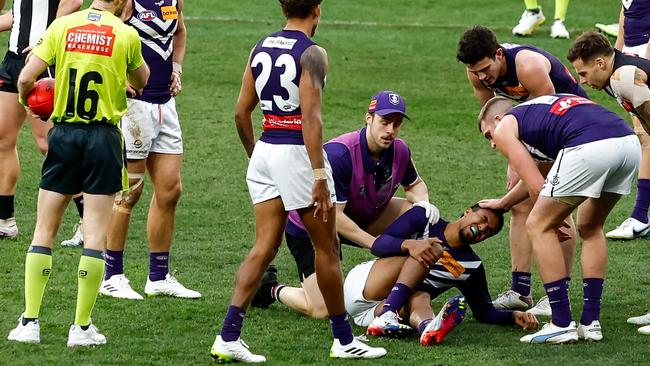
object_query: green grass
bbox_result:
[1,0,648,365]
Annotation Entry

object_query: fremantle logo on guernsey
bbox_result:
[66,24,115,56]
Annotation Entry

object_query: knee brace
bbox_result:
[113,173,145,214]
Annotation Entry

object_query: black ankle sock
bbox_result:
[80,324,90,330]
[73,196,84,218]
[22,317,37,326]
[0,195,14,219]
[528,7,540,14]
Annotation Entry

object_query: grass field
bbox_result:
[2,0,650,365]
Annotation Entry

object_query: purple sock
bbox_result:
[104,250,124,280]
[149,252,169,281]
[511,271,531,296]
[418,318,433,335]
[381,283,413,315]
[329,312,353,345]
[545,279,572,327]
[220,305,245,342]
[580,278,604,325]
[631,179,650,224]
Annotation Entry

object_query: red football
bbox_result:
[27,78,55,120]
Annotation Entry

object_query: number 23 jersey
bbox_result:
[32,8,144,125]
[251,29,317,145]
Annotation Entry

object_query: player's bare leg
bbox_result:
[521,197,580,344]
[574,193,620,341]
[271,197,412,318]
[277,274,329,318]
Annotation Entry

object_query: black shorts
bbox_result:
[285,231,360,282]
[40,123,126,195]
[0,51,54,93]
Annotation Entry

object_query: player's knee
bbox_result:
[307,303,329,319]
[156,180,182,208]
[113,174,145,214]
[0,133,18,152]
[525,214,546,237]
[576,221,602,240]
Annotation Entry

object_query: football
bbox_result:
[27,78,55,120]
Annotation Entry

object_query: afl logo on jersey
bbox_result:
[138,10,157,21]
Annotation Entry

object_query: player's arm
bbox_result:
[0,10,11,32]
[56,0,83,17]
[493,116,545,205]
[234,50,258,158]
[128,62,150,92]
[335,205,376,249]
[170,0,185,96]
[404,178,428,202]
[17,55,49,105]
[615,6,625,51]
[300,44,332,220]
[515,50,555,99]
[611,65,650,133]
[467,70,495,106]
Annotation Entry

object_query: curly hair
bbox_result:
[456,26,500,65]
[278,0,322,19]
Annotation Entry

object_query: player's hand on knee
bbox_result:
[555,221,573,242]
[513,311,539,330]
[506,165,521,191]
[310,180,333,222]
[414,201,440,225]
[405,238,444,267]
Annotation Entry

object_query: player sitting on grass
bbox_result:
[345,204,539,346]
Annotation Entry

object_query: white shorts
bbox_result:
[246,141,336,210]
[540,135,640,198]
[121,98,183,159]
[623,43,649,57]
[343,260,380,327]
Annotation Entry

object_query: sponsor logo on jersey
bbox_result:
[502,84,529,98]
[138,10,157,21]
[155,0,165,5]
[88,12,101,22]
[262,114,303,131]
[262,36,298,50]
[549,96,595,116]
[66,24,115,57]
[161,6,178,20]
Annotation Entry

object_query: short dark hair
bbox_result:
[456,26,500,65]
[468,203,506,235]
[567,31,614,63]
[278,0,322,19]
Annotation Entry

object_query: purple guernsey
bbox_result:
[286,128,418,236]
[508,94,634,160]
[250,29,317,145]
[127,0,179,104]
[372,207,514,325]
[623,0,650,47]
[487,44,587,102]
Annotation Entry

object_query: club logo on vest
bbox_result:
[138,10,157,21]
[550,174,560,186]
[388,93,400,105]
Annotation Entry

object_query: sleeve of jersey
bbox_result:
[457,265,514,325]
[31,20,60,65]
[127,28,145,72]
[400,148,420,187]
[371,206,428,257]
[325,143,352,203]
